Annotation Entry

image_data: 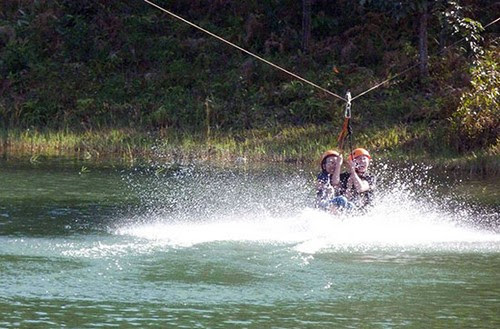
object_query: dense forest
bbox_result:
[0,0,498,161]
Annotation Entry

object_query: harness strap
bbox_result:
[337,117,350,150]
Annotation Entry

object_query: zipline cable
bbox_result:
[484,16,500,28]
[143,0,499,108]
[143,0,347,102]
[351,15,500,101]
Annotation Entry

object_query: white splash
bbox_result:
[116,163,499,254]
[116,206,500,254]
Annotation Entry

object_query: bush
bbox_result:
[450,47,499,151]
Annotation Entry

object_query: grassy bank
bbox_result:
[1,126,498,177]
[1,1,497,167]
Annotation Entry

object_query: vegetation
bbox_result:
[0,0,498,173]
[450,47,499,152]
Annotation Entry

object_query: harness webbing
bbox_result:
[337,118,349,150]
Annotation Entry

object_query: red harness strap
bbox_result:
[337,117,350,150]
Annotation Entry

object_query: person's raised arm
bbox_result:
[330,155,343,187]
[347,158,370,192]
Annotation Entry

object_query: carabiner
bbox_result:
[344,91,351,119]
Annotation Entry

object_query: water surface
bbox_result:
[1,159,499,328]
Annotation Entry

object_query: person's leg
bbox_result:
[317,198,331,211]
[330,196,354,211]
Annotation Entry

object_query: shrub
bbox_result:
[450,47,499,151]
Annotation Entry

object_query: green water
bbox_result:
[1,160,499,328]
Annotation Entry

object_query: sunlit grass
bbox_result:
[1,125,498,175]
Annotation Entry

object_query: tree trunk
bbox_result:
[439,16,448,53]
[1,113,8,159]
[418,0,429,80]
[302,0,312,52]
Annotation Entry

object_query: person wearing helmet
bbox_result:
[316,149,352,212]
[337,147,376,211]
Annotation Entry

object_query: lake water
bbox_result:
[1,159,499,328]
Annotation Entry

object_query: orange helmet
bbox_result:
[348,148,371,161]
[320,150,340,167]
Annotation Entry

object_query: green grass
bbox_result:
[1,125,498,176]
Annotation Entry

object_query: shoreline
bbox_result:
[1,127,498,176]
[1,128,498,208]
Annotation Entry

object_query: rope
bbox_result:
[143,0,347,102]
[484,16,500,28]
[143,0,499,105]
[347,118,354,160]
[143,1,498,164]
[352,15,500,101]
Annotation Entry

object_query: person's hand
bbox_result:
[334,154,343,168]
[347,156,356,173]
[324,184,334,197]
[345,175,354,198]
[347,175,354,188]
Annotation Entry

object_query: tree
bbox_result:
[450,47,499,151]
[360,0,433,81]
[302,0,312,52]
[417,0,429,79]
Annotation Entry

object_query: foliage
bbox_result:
[450,47,499,151]
[442,1,485,58]
[0,0,497,158]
